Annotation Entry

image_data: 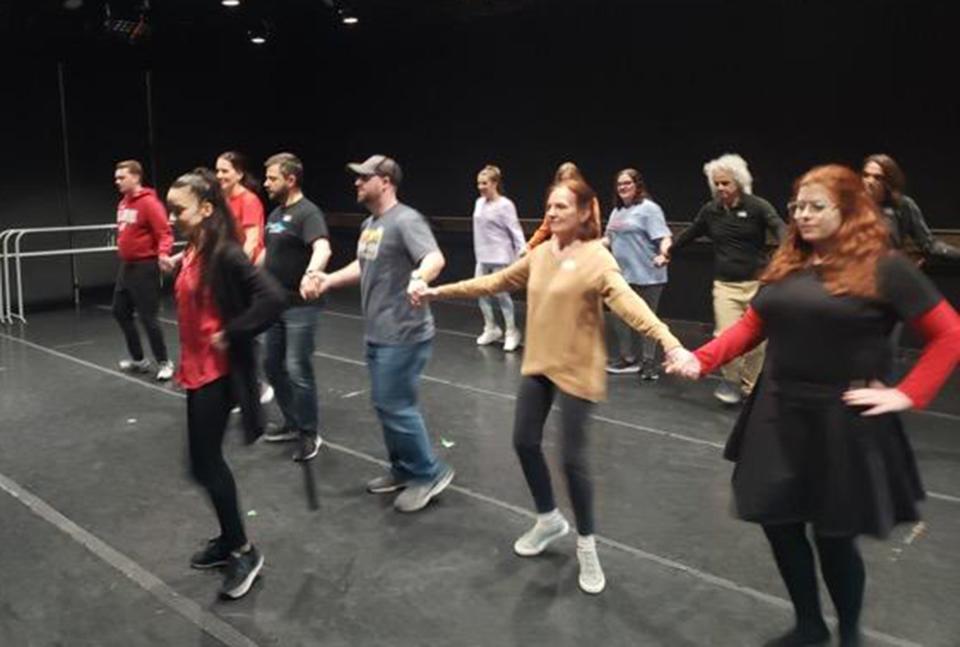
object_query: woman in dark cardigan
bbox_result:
[167,168,285,600]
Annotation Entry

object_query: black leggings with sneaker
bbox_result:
[763,523,864,644]
[513,375,595,535]
[113,260,169,363]
[187,377,247,550]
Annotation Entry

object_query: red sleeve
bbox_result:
[693,307,767,376]
[240,192,265,230]
[146,196,173,256]
[896,300,960,408]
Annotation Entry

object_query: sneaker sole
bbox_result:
[394,468,455,513]
[367,483,408,494]
[261,434,299,443]
[190,558,229,570]
[578,574,606,594]
[513,519,570,556]
[713,392,742,405]
[220,553,264,600]
[606,367,640,375]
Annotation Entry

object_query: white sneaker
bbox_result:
[513,514,570,556]
[577,539,606,594]
[155,360,175,381]
[118,358,151,373]
[476,327,503,346]
[259,383,274,404]
[503,329,522,352]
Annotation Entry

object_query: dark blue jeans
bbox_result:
[366,339,443,482]
[264,305,320,435]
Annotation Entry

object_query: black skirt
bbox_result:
[724,373,925,538]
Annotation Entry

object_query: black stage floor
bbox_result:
[1,294,958,647]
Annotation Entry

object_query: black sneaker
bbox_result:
[190,537,231,570]
[640,362,660,381]
[762,623,830,647]
[606,358,640,374]
[262,425,298,443]
[292,433,322,462]
[713,380,743,405]
[220,546,264,600]
[366,472,410,494]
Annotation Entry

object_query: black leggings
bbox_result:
[763,523,865,640]
[513,375,595,535]
[187,377,247,550]
[112,260,168,363]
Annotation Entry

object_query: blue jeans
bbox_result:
[366,339,443,482]
[264,305,320,434]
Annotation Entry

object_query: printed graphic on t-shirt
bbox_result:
[117,208,138,230]
[358,227,383,261]
[266,220,288,235]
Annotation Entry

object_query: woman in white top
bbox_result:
[471,165,526,351]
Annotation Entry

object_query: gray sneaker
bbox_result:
[366,472,410,494]
[118,358,151,373]
[393,465,454,513]
[155,360,175,381]
[577,544,606,594]
[713,380,742,405]
[513,515,570,556]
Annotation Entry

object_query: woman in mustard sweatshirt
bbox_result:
[410,177,692,594]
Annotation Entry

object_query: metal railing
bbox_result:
[0,224,183,325]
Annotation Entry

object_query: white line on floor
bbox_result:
[51,340,95,350]
[0,471,260,647]
[0,331,927,647]
[89,306,960,502]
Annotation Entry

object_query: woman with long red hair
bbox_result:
[667,164,960,646]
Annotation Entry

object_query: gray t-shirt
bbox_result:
[357,202,438,344]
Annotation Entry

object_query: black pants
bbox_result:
[763,523,864,641]
[513,375,595,535]
[112,260,168,363]
[187,377,247,550]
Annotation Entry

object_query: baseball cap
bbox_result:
[346,154,403,186]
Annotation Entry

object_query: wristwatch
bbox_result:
[410,270,425,282]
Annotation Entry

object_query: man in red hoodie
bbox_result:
[112,159,175,381]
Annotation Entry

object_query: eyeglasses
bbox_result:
[356,174,375,183]
[787,200,834,216]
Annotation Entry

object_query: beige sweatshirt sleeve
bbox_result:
[600,269,681,351]
[434,254,531,300]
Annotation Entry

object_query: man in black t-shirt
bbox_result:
[260,152,331,461]
[664,153,786,405]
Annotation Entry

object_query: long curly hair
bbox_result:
[760,164,889,297]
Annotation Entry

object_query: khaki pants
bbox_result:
[712,280,765,394]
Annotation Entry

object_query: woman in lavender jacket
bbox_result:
[472,165,526,351]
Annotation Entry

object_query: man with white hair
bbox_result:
[663,153,785,405]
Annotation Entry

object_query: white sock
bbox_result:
[577,534,596,551]
[537,509,562,525]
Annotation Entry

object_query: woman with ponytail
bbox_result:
[166,168,284,600]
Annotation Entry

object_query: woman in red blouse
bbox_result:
[168,168,284,601]
[667,165,960,647]
[216,151,266,264]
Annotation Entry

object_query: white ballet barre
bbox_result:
[0,224,183,325]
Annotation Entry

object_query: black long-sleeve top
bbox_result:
[671,193,786,281]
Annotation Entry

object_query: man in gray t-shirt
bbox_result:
[357,202,437,344]
[302,155,454,514]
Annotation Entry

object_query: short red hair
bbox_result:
[761,164,889,297]
[548,179,602,241]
